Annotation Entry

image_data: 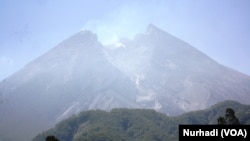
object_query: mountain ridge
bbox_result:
[32,100,250,141]
[0,24,250,141]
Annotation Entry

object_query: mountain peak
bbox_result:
[79,29,95,36]
[146,24,162,35]
[76,30,98,42]
[53,30,98,51]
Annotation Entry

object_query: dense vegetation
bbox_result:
[33,100,250,141]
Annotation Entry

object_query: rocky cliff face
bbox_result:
[105,24,250,114]
[0,24,250,141]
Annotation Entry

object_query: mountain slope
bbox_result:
[0,31,139,141]
[106,24,250,115]
[32,100,250,141]
[0,24,250,141]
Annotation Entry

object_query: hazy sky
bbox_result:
[0,0,250,81]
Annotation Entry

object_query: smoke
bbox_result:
[80,0,250,75]
[82,2,168,45]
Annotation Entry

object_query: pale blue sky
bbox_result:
[0,0,250,81]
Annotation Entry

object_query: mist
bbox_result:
[82,0,250,76]
[1,0,250,81]
[0,1,250,141]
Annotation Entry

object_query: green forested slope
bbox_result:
[32,100,250,141]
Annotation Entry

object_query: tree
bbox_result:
[217,116,226,125]
[46,136,60,141]
[217,108,240,125]
[224,108,240,125]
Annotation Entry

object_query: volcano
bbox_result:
[0,24,250,141]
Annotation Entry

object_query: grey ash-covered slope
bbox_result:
[106,24,250,114]
[0,24,250,141]
[0,30,138,141]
